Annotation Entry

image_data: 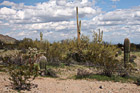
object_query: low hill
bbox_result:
[0,34,17,44]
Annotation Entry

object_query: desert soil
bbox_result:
[0,72,140,93]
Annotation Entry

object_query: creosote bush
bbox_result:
[86,31,121,76]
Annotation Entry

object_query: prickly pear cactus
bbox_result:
[124,38,130,68]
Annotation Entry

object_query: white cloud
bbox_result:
[92,7,140,26]
[0,7,16,15]
[56,0,67,5]
[0,1,16,6]
[0,0,140,43]
[0,0,100,24]
[18,31,26,36]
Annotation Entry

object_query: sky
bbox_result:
[0,0,140,44]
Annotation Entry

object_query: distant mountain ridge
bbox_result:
[0,34,17,44]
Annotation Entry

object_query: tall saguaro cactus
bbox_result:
[124,38,130,68]
[76,7,81,45]
[98,29,103,43]
[40,32,43,41]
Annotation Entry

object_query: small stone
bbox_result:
[99,85,103,89]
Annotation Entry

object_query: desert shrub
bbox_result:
[89,44,120,76]
[18,38,35,49]
[45,68,57,77]
[15,30,125,77]
[3,47,42,91]
[60,31,122,77]
[66,49,86,64]
[62,30,122,77]
[8,63,38,90]
[64,35,90,65]
[124,62,136,76]
[116,60,136,77]
[131,43,137,52]
[85,31,121,77]
[45,42,62,63]
[34,40,50,51]
[117,49,122,56]
[136,78,140,86]
[129,55,137,63]
[76,68,92,78]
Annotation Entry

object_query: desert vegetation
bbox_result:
[0,7,140,93]
[0,29,140,92]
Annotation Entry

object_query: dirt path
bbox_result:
[0,72,140,93]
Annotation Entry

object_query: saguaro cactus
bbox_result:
[76,7,81,45]
[124,38,130,68]
[98,29,103,43]
[93,29,103,43]
[40,32,43,41]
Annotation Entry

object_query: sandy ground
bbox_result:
[135,57,140,69]
[0,53,140,93]
[0,72,140,93]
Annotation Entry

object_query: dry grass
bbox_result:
[0,49,20,58]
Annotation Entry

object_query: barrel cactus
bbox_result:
[38,55,47,76]
[39,60,47,70]
[124,38,130,68]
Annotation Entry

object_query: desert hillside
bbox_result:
[0,34,17,44]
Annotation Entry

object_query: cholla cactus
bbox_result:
[124,38,130,68]
[27,47,39,57]
[5,48,41,90]
[26,47,47,76]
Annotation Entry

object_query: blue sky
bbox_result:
[96,0,140,10]
[0,0,140,44]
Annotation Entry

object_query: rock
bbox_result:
[77,68,92,77]
[46,68,57,77]
[99,85,103,89]
[115,52,119,57]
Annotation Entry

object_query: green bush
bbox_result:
[84,31,120,76]
[13,30,124,77]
